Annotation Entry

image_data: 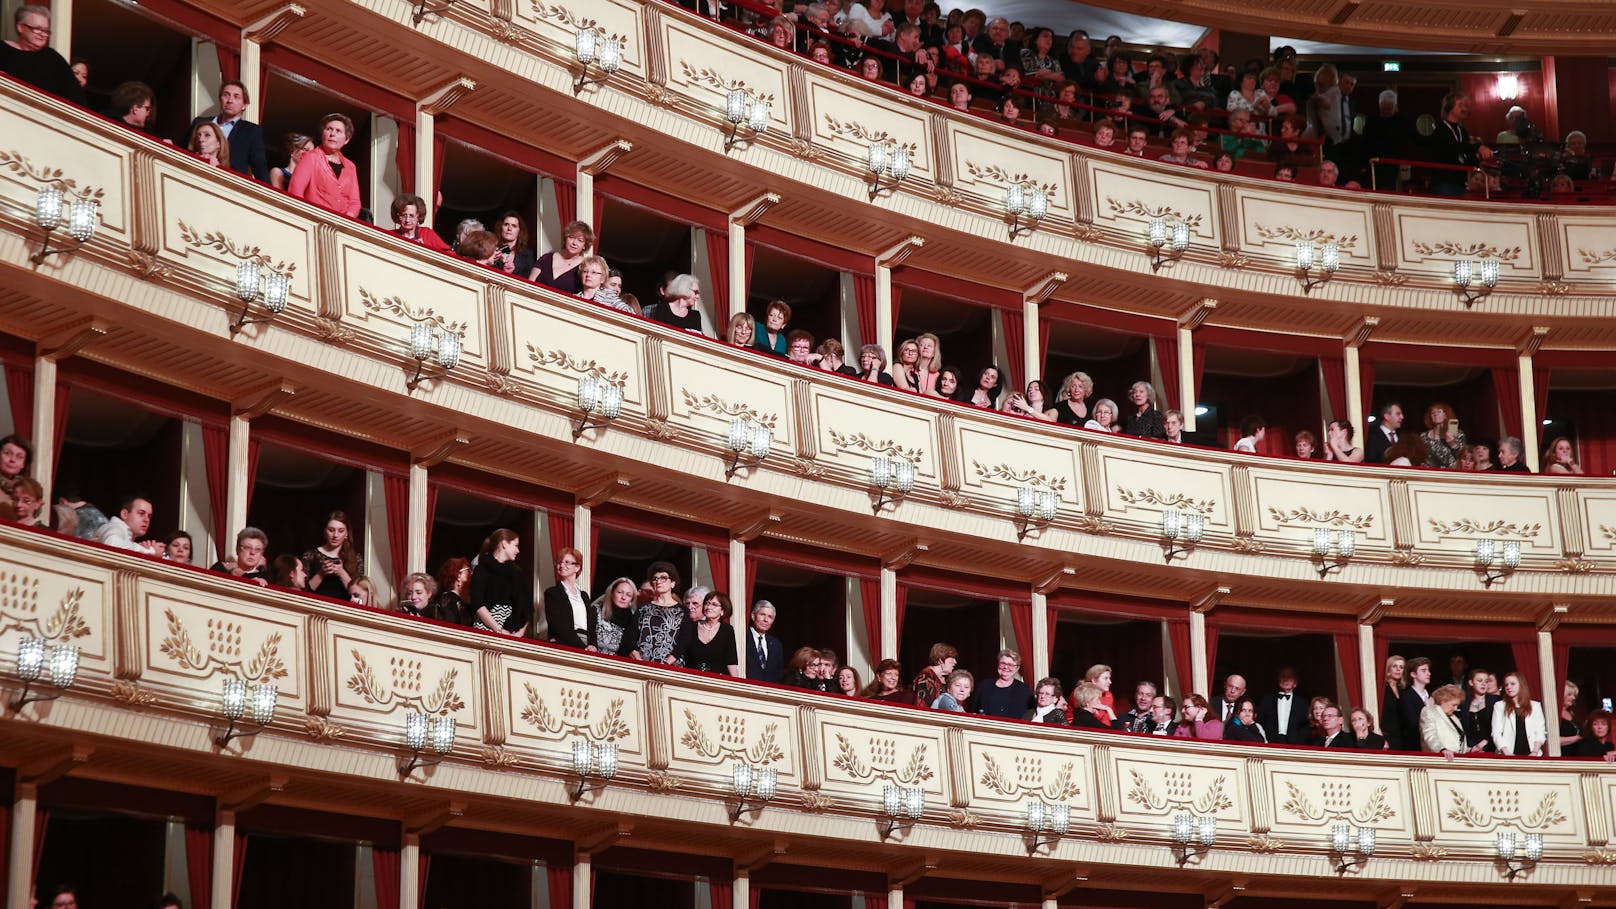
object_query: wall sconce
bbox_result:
[568,739,619,801]
[1475,538,1520,587]
[410,0,455,26]
[9,638,79,711]
[1171,811,1216,867]
[1014,486,1058,541]
[1295,241,1338,293]
[573,27,623,95]
[1146,217,1190,272]
[30,187,98,266]
[1453,257,1499,308]
[399,711,456,778]
[879,784,925,840]
[722,89,770,153]
[724,417,772,479]
[870,456,916,513]
[1311,527,1356,577]
[1497,829,1542,880]
[866,140,911,201]
[729,761,778,822]
[405,322,462,391]
[230,260,291,334]
[1004,181,1048,240]
[572,375,624,440]
[1024,800,1070,854]
[1496,74,1520,101]
[1330,822,1376,874]
[215,677,277,746]
[1160,509,1204,562]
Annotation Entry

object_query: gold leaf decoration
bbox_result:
[1125,769,1162,810]
[1280,781,1395,825]
[488,18,523,43]
[1074,223,1103,242]
[679,388,777,430]
[1602,524,1616,543]
[305,717,348,741]
[946,809,980,829]
[479,745,521,769]
[1105,197,1203,229]
[0,150,105,201]
[1554,559,1594,574]
[1267,507,1374,530]
[1428,518,1541,539]
[785,137,823,162]
[1116,486,1214,514]
[344,650,463,715]
[531,2,628,45]
[1577,247,1616,266]
[157,608,286,682]
[519,683,630,742]
[1231,537,1266,554]
[937,490,970,508]
[787,457,825,479]
[127,250,170,281]
[1217,251,1249,269]
[646,770,683,792]
[828,430,922,464]
[1536,281,1570,296]
[1195,776,1233,814]
[831,733,933,784]
[526,344,628,386]
[1247,835,1285,854]
[1095,823,1130,842]
[1371,270,1409,286]
[1280,781,1317,821]
[176,221,297,274]
[979,754,1082,801]
[677,60,773,105]
[973,461,1067,492]
[1073,516,1113,535]
[1410,843,1448,861]
[800,792,834,812]
[1253,224,1359,251]
[312,318,355,344]
[1411,240,1521,262]
[678,708,784,765]
[643,419,678,441]
[823,115,916,157]
[1390,550,1425,566]
[1126,769,1230,814]
[111,680,157,707]
[484,373,519,396]
[358,288,467,337]
[1582,849,1616,866]
[964,161,1056,198]
[931,186,965,206]
[1444,789,1488,828]
[1522,791,1566,829]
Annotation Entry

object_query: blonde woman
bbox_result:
[1049,371,1092,424]
[1492,671,1547,756]
[1381,655,1406,749]
[891,339,923,392]
[726,312,756,348]
[1543,437,1584,475]
[188,121,231,169]
[914,333,942,396]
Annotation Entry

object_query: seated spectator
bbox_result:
[1496,435,1529,472]
[995,95,1023,126]
[588,576,641,658]
[934,366,967,402]
[904,72,928,97]
[1213,151,1235,172]
[1419,683,1471,760]
[783,646,825,690]
[270,132,314,192]
[0,5,86,105]
[1023,676,1069,724]
[1315,703,1349,747]
[1068,681,1112,728]
[1492,671,1547,756]
[106,81,160,138]
[187,122,231,170]
[455,229,499,265]
[6,477,45,527]
[1343,707,1388,749]
[1146,694,1177,735]
[1161,409,1188,444]
[947,81,971,112]
[487,211,535,278]
[189,80,269,182]
[1143,87,1187,138]
[95,495,160,556]
[1045,80,1080,120]
[891,339,922,392]
[0,433,31,516]
[469,528,530,637]
[1420,402,1466,468]
[70,56,87,89]
[968,365,1003,408]
[1219,109,1266,159]
[858,344,896,386]
[834,664,861,696]
[427,557,471,625]
[454,219,484,248]
[1324,420,1363,462]
[1542,437,1583,475]
[212,527,270,586]
[1223,697,1268,743]
[577,256,630,312]
[1002,379,1052,421]
[974,649,1032,718]
[1560,130,1592,181]
[754,300,791,356]
[543,546,594,649]
[912,642,957,706]
[1091,119,1118,151]
[1572,709,1615,761]
[1171,694,1223,739]
[652,273,708,336]
[1158,128,1207,168]
[271,554,309,591]
[808,42,833,66]
[348,576,377,606]
[861,658,910,702]
[287,113,363,219]
[390,194,451,253]
[1274,163,1296,182]
[1293,430,1318,459]
[1318,159,1360,189]
[674,590,740,676]
[1123,381,1166,438]
[303,511,360,600]
[785,329,819,366]
[1233,414,1266,453]
[932,669,973,711]
[1084,397,1119,433]
[1049,372,1091,424]
[1118,681,1158,731]
[726,313,755,348]
[1547,173,1575,194]
[816,339,858,376]
[1122,126,1150,157]
[1256,66,1295,119]
[858,56,884,82]
[52,483,107,540]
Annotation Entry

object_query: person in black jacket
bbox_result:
[542,546,596,649]
[1224,698,1269,743]
[745,599,784,684]
[188,81,270,183]
[1426,91,1493,196]
[470,529,531,637]
[1457,668,1500,751]
[0,6,86,106]
[1341,707,1388,750]
[1364,402,1405,464]
[1257,667,1311,745]
[1122,381,1166,439]
[1398,657,1434,749]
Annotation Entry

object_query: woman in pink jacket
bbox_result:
[1170,694,1225,740]
[287,113,362,218]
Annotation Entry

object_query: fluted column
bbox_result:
[6,783,37,909]
[1030,591,1050,683]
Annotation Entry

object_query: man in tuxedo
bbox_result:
[745,599,784,684]
[1364,402,1404,463]
[1214,674,1247,724]
[1319,703,1351,748]
[1258,667,1311,745]
[190,80,269,183]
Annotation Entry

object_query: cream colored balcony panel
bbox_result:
[138,578,305,710]
[665,688,798,782]
[809,386,940,482]
[157,161,316,308]
[1578,490,1616,555]
[1555,215,1616,277]
[1236,191,1376,266]
[1262,760,1413,839]
[816,710,949,801]
[1408,483,1560,554]
[512,0,647,78]
[1088,160,1217,244]
[807,79,934,182]
[947,122,1073,219]
[1111,751,1247,826]
[1430,773,1581,843]
[328,623,481,736]
[963,729,1093,812]
[500,654,647,761]
[954,421,1084,512]
[1394,208,1540,277]
[1249,469,1394,547]
[666,347,796,449]
[506,293,647,408]
[1098,447,1234,531]
[0,544,113,679]
[661,20,791,135]
[339,243,487,367]
[0,102,130,240]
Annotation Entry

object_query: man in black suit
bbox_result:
[1319,703,1351,748]
[190,80,269,183]
[971,16,1020,74]
[1258,667,1310,745]
[1428,91,1492,196]
[1364,401,1404,464]
[1213,673,1246,724]
[745,599,784,684]
[1398,656,1434,749]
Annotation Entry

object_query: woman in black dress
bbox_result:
[674,591,741,676]
[427,557,470,625]
[1048,371,1092,424]
[1345,707,1389,749]
[303,511,361,600]
[1380,655,1406,749]
[528,220,593,293]
[469,529,531,637]
[1571,709,1614,761]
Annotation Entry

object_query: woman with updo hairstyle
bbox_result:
[455,229,500,265]
[469,528,530,637]
[542,546,595,650]
[1324,419,1362,463]
[271,132,314,191]
[428,557,471,625]
[271,554,307,591]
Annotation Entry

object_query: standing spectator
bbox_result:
[390,194,452,253]
[468,529,530,637]
[212,527,271,586]
[1233,415,1266,453]
[973,649,1032,719]
[1365,402,1404,463]
[428,558,471,625]
[1428,92,1492,196]
[911,642,957,707]
[1257,666,1309,745]
[674,590,741,676]
[1380,655,1406,749]
[1559,681,1583,751]
[1399,656,1434,749]
[1459,667,1500,752]
[542,546,595,649]
[1419,684,1474,760]
[531,221,594,292]
[303,511,360,600]
[1023,677,1069,724]
[754,301,792,357]
[95,495,160,556]
[0,5,85,105]
[287,113,363,218]
[1361,89,1414,189]
[1214,674,1247,724]
[489,211,535,278]
[188,80,269,182]
[588,577,642,658]
[636,561,687,664]
[1123,381,1166,439]
[745,599,784,683]
[1491,671,1547,756]
[972,17,1020,73]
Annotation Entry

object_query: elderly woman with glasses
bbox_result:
[1,5,85,105]
[636,561,688,664]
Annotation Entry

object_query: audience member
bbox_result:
[95,495,160,556]
[674,590,741,676]
[652,274,708,336]
[1571,709,1614,761]
[1118,680,1158,732]
[348,576,377,606]
[1542,437,1583,475]
[1084,397,1118,432]
[1343,707,1388,749]
[397,571,435,615]
[857,344,896,386]
[1492,671,1546,756]
[911,642,957,706]
[187,122,231,170]
[1214,674,1246,724]
[469,528,530,637]
[427,558,471,625]
[7,476,45,527]
[589,576,642,658]
[1315,703,1348,747]
[1496,436,1528,472]
[188,80,269,182]
[1257,667,1308,745]
[834,664,861,696]
[390,194,451,253]
[1558,681,1582,751]
[861,659,910,702]
[543,546,595,649]
[1459,667,1499,752]
[1292,430,1317,459]
[973,649,1032,718]
[286,113,363,218]
[754,301,792,356]
[746,599,785,682]
[1419,402,1466,468]
[1146,694,1176,735]
[932,668,973,711]
[1223,697,1268,743]
[106,81,160,138]
[0,434,30,517]
[1122,381,1166,439]
[212,527,270,587]
[1232,415,1265,452]
[304,511,360,600]
[1023,676,1069,724]
[1428,92,1492,196]
[1171,694,1223,739]
[0,5,85,105]
[270,133,314,192]
[1067,681,1110,727]
[1399,656,1434,749]
[637,561,687,664]
[1364,402,1403,463]
[1419,683,1470,759]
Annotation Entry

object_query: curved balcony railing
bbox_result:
[2,523,1614,894]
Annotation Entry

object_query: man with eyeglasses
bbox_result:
[1,5,85,105]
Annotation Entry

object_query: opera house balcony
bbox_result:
[1,0,1615,907]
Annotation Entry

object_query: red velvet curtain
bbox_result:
[709,875,733,909]
[185,824,213,909]
[417,852,431,907]
[859,575,883,660]
[555,178,577,229]
[1509,640,1539,688]
[1553,640,1571,710]
[216,45,240,84]
[50,380,69,483]
[381,473,410,591]
[1334,630,1363,709]
[1319,354,1347,424]
[200,425,261,561]
[894,582,909,654]
[395,120,416,196]
[706,230,731,324]
[744,244,756,310]
[749,887,761,909]
[1007,599,1032,666]
[1166,619,1193,698]
[431,135,447,214]
[706,545,729,596]
[1549,389,1616,479]
[372,846,401,909]
[3,361,31,438]
[1492,365,1522,442]
[546,862,572,909]
[853,274,877,351]
[891,285,904,334]
[547,507,577,570]
[232,831,248,909]
[1001,309,1026,392]
[1151,334,1180,411]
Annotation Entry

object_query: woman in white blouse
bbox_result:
[542,546,596,650]
[845,0,893,38]
[1491,671,1548,756]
